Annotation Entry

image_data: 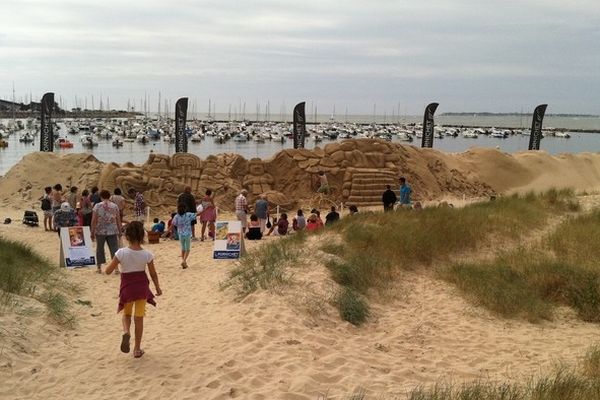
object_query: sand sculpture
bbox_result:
[92,139,495,211]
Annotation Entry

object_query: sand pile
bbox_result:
[0,152,103,209]
[2,144,600,214]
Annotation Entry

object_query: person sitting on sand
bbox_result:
[382,185,397,212]
[151,218,165,234]
[105,221,162,359]
[399,177,412,208]
[310,208,325,229]
[348,205,359,215]
[325,206,340,225]
[245,214,262,240]
[305,214,322,232]
[277,213,289,236]
[292,209,306,231]
[166,212,178,240]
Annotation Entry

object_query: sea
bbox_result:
[1,114,600,176]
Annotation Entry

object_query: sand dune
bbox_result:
[3,146,600,399]
[1,204,599,399]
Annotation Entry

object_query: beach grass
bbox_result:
[334,287,370,326]
[0,237,77,327]
[223,233,308,299]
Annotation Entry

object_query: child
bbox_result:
[169,203,199,269]
[40,186,53,231]
[292,209,306,231]
[105,221,162,359]
[166,212,178,240]
[151,218,165,234]
[277,213,289,236]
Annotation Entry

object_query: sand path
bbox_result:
[1,205,600,399]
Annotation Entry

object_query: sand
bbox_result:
[3,147,600,399]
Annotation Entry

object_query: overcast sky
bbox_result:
[1,0,599,115]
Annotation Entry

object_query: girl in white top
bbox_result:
[106,221,162,359]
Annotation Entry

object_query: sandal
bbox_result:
[134,349,144,358]
[181,262,188,269]
[120,333,130,353]
[96,267,102,274]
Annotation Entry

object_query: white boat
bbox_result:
[19,132,34,143]
[162,134,174,143]
[555,131,571,138]
[233,134,248,142]
[190,133,204,142]
[136,134,149,144]
[397,133,413,142]
[80,134,98,147]
[462,130,478,138]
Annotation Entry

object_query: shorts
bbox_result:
[43,210,54,217]
[317,185,329,194]
[180,235,191,252]
[235,211,248,228]
[123,299,146,317]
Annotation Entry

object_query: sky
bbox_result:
[0,0,599,115]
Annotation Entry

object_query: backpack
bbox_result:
[41,197,51,211]
[23,211,39,226]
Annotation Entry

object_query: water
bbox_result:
[2,116,600,176]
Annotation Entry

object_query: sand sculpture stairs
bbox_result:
[344,168,398,207]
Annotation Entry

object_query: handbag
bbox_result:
[266,216,272,229]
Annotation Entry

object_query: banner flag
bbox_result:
[40,92,55,152]
[528,104,548,151]
[175,97,189,153]
[293,102,306,149]
[421,102,439,148]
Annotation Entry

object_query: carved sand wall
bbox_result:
[96,139,495,211]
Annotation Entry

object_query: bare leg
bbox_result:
[133,316,143,353]
[122,314,132,334]
[201,221,207,240]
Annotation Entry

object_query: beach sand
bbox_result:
[2,200,600,400]
[3,147,600,399]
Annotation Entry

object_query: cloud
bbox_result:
[0,0,599,113]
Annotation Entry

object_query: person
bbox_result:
[53,202,78,237]
[151,218,165,234]
[310,208,325,229]
[79,189,93,226]
[199,189,216,241]
[110,188,126,221]
[266,217,278,236]
[40,186,53,231]
[316,171,329,194]
[254,194,269,233]
[277,213,289,236]
[166,212,178,240]
[89,186,101,207]
[382,185,397,212]
[169,203,200,269]
[348,205,359,215]
[178,186,198,240]
[105,221,162,359]
[235,189,249,232]
[91,190,122,274]
[51,184,64,214]
[399,177,412,208]
[128,188,146,222]
[67,186,78,210]
[245,214,262,240]
[305,214,322,232]
[325,206,340,225]
[292,209,306,231]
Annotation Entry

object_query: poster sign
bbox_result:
[60,226,96,268]
[213,220,244,259]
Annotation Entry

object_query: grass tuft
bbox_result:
[335,287,370,325]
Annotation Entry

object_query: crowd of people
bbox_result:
[37,175,415,359]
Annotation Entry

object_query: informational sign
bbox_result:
[213,220,244,259]
[60,226,96,268]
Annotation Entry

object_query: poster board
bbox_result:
[213,220,244,259]
[60,226,96,268]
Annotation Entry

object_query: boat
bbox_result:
[19,132,34,143]
[112,138,124,147]
[462,130,478,138]
[396,133,413,142]
[233,134,248,142]
[313,134,323,143]
[80,134,98,147]
[136,134,149,144]
[190,133,204,142]
[123,137,135,143]
[55,137,74,148]
[555,131,571,138]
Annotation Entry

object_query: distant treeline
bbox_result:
[441,112,599,118]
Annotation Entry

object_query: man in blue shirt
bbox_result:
[399,177,412,207]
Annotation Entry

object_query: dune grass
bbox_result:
[441,206,600,323]
[319,190,578,324]
[0,237,77,327]
[223,232,308,299]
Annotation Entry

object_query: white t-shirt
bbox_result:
[115,247,153,273]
